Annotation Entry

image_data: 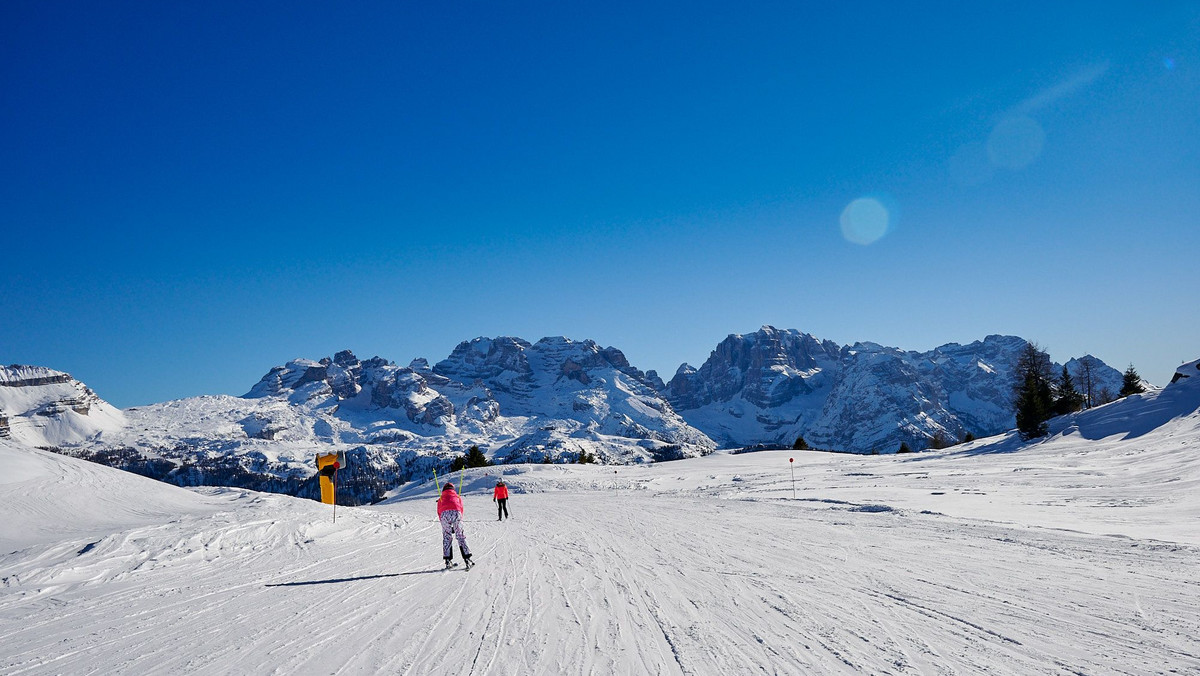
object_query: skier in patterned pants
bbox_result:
[437,483,472,567]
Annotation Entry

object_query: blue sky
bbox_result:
[3,1,1198,407]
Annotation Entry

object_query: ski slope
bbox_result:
[2,374,1199,675]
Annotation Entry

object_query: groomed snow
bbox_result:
[2,378,1198,674]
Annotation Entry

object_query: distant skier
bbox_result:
[437,483,473,569]
[493,480,510,521]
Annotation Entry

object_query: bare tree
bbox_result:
[1074,355,1098,409]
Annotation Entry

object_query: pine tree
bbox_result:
[927,431,952,450]
[1053,365,1084,416]
[897,441,913,454]
[465,445,491,468]
[1012,342,1055,440]
[793,436,809,451]
[1014,373,1051,439]
[1119,364,1146,397]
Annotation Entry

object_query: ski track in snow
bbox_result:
[3,467,1198,675]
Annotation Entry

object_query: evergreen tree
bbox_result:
[1014,373,1051,439]
[1119,364,1146,397]
[1053,365,1084,416]
[449,456,466,472]
[962,432,975,443]
[897,441,913,454]
[1012,342,1054,440]
[927,431,952,450]
[465,445,491,468]
[793,436,809,451]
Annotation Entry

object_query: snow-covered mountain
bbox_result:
[664,326,1126,452]
[0,365,126,448]
[36,340,714,504]
[5,329,1133,504]
[2,357,1197,674]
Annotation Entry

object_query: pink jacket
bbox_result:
[437,487,464,516]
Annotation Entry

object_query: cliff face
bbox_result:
[664,328,1126,453]
[0,365,126,448]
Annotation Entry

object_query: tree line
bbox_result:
[1013,343,1145,440]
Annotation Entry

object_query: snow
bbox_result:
[2,375,1198,674]
[0,367,126,449]
[0,442,223,550]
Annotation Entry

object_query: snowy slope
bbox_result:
[0,440,224,550]
[2,368,1197,675]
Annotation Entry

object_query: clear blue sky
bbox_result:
[3,1,1198,407]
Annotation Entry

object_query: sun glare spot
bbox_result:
[987,116,1045,169]
[840,197,890,245]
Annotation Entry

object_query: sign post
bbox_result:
[316,450,347,522]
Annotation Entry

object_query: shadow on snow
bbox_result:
[264,570,444,587]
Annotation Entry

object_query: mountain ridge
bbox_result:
[1,329,1137,503]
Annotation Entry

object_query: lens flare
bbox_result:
[987,116,1045,169]
[840,197,890,245]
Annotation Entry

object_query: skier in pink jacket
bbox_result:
[437,483,473,569]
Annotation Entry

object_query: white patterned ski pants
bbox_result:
[440,510,471,559]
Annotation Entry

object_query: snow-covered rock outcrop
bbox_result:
[664,327,1126,452]
[0,365,125,447]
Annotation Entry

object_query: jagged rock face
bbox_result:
[667,329,1128,453]
[805,345,961,452]
[436,336,714,454]
[244,352,462,427]
[370,368,456,427]
[438,337,651,413]
[234,343,714,463]
[432,337,536,409]
[666,326,842,410]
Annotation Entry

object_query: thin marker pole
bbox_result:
[789,457,795,499]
